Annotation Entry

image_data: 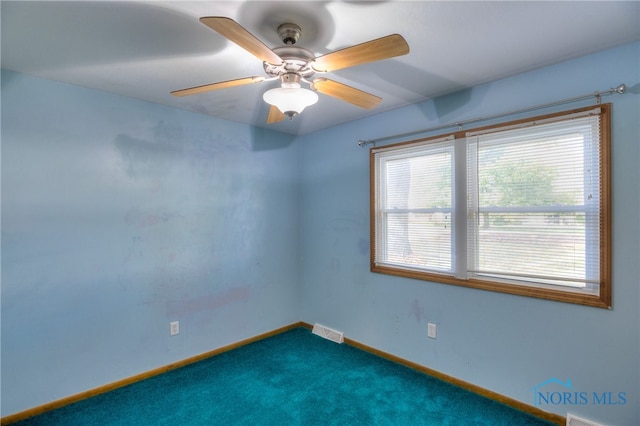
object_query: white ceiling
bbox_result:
[2,1,639,136]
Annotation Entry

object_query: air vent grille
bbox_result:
[566,413,605,426]
[311,323,344,344]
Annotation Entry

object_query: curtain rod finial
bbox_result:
[613,84,626,95]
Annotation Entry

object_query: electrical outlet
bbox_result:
[170,321,179,336]
[427,322,437,339]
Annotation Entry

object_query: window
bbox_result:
[371,105,611,308]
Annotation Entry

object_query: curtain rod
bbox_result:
[357,83,627,147]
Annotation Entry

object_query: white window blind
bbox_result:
[373,136,455,273]
[466,110,601,291]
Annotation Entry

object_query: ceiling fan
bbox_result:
[171,17,410,123]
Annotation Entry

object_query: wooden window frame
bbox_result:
[370,104,611,308]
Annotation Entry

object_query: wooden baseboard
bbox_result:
[2,321,564,425]
[339,331,566,426]
[1,322,305,425]
[303,321,563,424]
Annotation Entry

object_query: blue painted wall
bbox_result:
[2,41,639,424]
[1,70,300,415]
[298,41,639,425]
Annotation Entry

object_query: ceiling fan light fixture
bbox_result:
[175,17,410,124]
[262,83,318,119]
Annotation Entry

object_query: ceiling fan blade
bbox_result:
[312,34,409,73]
[312,78,382,109]
[266,105,286,124]
[200,17,283,65]
[171,76,265,97]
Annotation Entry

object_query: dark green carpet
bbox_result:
[15,327,552,425]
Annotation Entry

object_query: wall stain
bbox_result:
[409,299,425,323]
[165,285,250,317]
[114,133,182,179]
[124,207,181,228]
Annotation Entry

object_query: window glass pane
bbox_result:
[383,149,452,209]
[384,212,452,271]
[476,211,588,287]
[375,141,454,273]
[468,115,600,287]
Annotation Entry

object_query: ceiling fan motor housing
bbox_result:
[263,46,316,80]
[278,23,301,45]
[280,73,301,86]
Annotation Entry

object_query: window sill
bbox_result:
[371,264,611,309]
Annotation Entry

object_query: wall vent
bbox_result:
[312,323,344,344]
[566,413,605,426]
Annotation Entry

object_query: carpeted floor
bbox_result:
[14,327,553,425]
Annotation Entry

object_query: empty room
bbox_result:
[1,1,639,425]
